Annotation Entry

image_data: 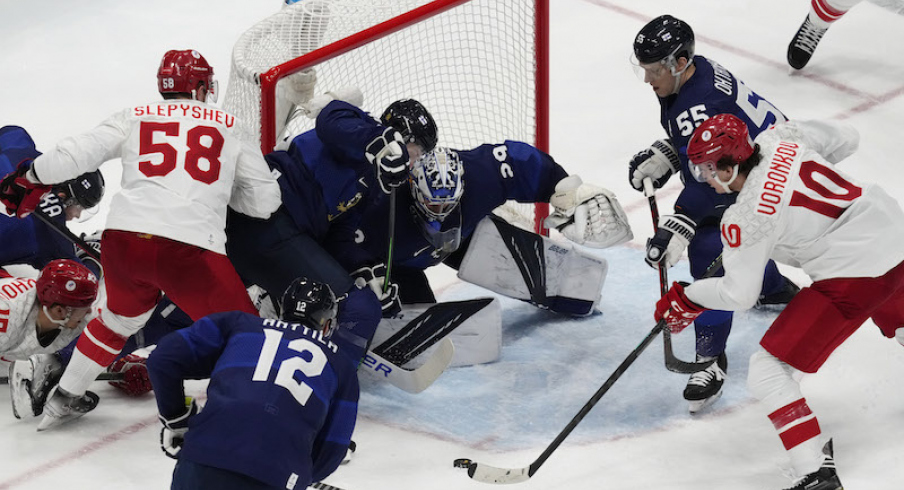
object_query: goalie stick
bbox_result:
[642,178,712,374]
[360,338,454,394]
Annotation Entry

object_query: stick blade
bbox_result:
[467,462,531,484]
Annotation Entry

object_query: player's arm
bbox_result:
[31,111,129,185]
[315,100,386,162]
[685,219,776,311]
[230,140,281,219]
[146,314,231,418]
[310,368,358,483]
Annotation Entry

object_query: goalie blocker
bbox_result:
[458,215,608,317]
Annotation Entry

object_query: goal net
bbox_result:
[224,0,549,233]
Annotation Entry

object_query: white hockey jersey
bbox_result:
[32,99,281,254]
[0,275,84,360]
[686,120,904,311]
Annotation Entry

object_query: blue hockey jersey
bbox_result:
[147,311,363,489]
[328,140,569,270]
[265,100,386,242]
[658,56,787,224]
[0,126,82,270]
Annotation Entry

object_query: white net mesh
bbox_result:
[224,0,546,230]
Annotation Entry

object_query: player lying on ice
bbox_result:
[654,114,904,490]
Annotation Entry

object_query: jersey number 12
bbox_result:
[252,329,327,406]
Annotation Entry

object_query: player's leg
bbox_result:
[39,230,160,430]
[685,226,732,412]
[788,0,862,69]
[867,259,904,345]
[227,206,353,299]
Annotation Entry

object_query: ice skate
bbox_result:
[757,276,801,309]
[781,439,843,490]
[36,385,99,431]
[684,353,727,413]
[787,16,828,70]
[10,353,63,419]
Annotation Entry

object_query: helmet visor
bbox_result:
[690,160,719,183]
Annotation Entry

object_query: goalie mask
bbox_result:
[280,277,338,337]
[157,49,218,103]
[408,147,464,255]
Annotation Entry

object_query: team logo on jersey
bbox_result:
[721,223,742,248]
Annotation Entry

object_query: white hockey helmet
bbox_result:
[409,147,464,223]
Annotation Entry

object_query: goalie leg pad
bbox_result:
[370,298,501,368]
[458,216,608,316]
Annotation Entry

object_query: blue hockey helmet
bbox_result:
[381,99,438,153]
[633,15,695,65]
[60,170,105,210]
[280,277,339,336]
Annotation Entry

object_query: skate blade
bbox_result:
[688,390,723,414]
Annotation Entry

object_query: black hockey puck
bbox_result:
[453,458,472,469]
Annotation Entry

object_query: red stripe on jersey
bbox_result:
[769,398,814,429]
[0,269,11,279]
[778,418,822,450]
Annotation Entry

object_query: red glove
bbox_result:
[0,161,51,218]
[108,354,153,396]
[654,281,707,334]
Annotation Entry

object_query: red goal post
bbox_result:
[225,0,550,233]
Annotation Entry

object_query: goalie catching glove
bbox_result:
[366,128,410,195]
[351,263,402,318]
[646,213,695,269]
[0,160,51,218]
[654,281,707,333]
[545,175,633,248]
[628,139,681,191]
[159,396,199,459]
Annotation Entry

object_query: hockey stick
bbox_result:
[310,481,348,490]
[642,178,711,374]
[31,208,101,262]
[0,371,123,384]
[360,338,454,393]
[383,189,397,291]
[454,318,668,484]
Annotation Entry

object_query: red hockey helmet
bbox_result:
[36,259,98,308]
[157,49,216,101]
[687,113,755,183]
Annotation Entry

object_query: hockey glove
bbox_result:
[0,160,52,218]
[283,68,318,107]
[628,139,681,192]
[351,263,402,318]
[159,397,199,459]
[655,281,707,333]
[645,213,695,269]
[108,354,152,397]
[366,128,410,195]
[545,175,633,248]
[298,87,364,119]
[76,231,103,278]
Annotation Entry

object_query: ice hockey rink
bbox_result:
[2,0,904,488]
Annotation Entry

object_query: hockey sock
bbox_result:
[768,398,825,476]
[809,0,846,27]
[58,318,127,396]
